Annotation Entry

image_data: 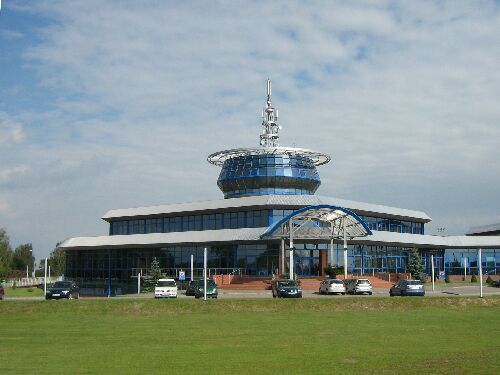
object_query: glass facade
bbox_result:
[65,243,281,295]
[110,209,426,236]
[110,209,271,235]
[444,249,500,276]
[217,154,321,198]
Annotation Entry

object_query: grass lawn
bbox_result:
[0,297,499,375]
[3,286,44,297]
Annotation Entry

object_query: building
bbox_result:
[60,80,500,295]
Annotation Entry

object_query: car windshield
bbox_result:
[279,281,297,287]
[357,280,370,285]
[157,281,176,287]
[407,281,423,285]
[52,281,72,288]
[330,280,343,284]
[196,280,216,287]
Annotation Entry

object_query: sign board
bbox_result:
[439,271,446,280]
[178,271,186,281]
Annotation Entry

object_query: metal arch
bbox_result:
[207,147,331,167]
[260,204,372,239]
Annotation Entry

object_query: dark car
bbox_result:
[491,279,500,288]
[271,280,302,298]
[45,281,80,300]
[194,279,218,299]
[185,280,198,296]
[0,283,4,300]
[389,280,425,297]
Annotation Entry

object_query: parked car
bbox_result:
[389,279,425,296]
[154,278,178,298]
[0,283,4,300]
[185,280,198,296]
[45,281,80,300]
[345,278,372,295]
[319,279,346,295]
[194,279,218,299]
[490,279,500,288]
[271,280,302,298]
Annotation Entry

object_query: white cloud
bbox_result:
[0,112,25,144]
[1,0,500,256]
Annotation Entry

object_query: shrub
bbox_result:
[445,274,451,283]
[27,287,34,292]
[462,276,465,282]
[471,274,478,283]
[323,266,344,278]
[486,276,493,284]
[12,280,16,289]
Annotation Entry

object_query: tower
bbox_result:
[207,80,331,199]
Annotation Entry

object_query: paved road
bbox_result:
[3,284,500,300]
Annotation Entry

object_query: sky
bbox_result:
[1,0,499,261]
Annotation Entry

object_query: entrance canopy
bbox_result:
[261,204,372,241]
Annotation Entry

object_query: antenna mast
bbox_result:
[260,79,281,147]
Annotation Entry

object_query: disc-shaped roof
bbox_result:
[207,147,331,167]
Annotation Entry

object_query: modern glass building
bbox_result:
[60,80,500,295]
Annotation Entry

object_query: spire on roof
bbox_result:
[259,79,281,147]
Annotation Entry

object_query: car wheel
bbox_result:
[369,292,372,295]
[341,292,345,295]
[390,292,394,297]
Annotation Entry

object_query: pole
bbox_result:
[478,248,483,298]
[464,257,467,280]
[137,272,141,294]
[289,220,294,280]
[343,218,348,279]
[330,238,334,266]
[431,255,435,292]
[190,254,194,282]
[48,265,51,281]
[26,265,29,279]
[280,238,285,275]
[203,247,207,301]
[43,258,47,297]
[107,250,111,298]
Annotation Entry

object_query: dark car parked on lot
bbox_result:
[185,280,198,296]
[193,279,218,299]
[389,280,425,296]
[271,280,302,298]
[0,283,4,300]
[491,279,500,288]
[45,281,80,300]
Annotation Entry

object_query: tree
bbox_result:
[0,228,13,279]
[12,243,35,271]
[149,257,162,283]
[408,248,425,282]
[48,243,66,276]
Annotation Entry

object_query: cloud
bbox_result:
[1,0,500,257]
[0,112,25,144]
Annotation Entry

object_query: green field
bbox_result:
[1,297,499,374]
[3,286,44,297]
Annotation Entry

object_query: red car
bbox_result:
[0,283,4,300]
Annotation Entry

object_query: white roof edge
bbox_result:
[101,194,431,222]
[59,230,500,250]
[466,223,500,235]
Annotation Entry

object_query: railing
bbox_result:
[2,276,62,288]
[130,267,248,278]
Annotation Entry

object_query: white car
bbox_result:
[154,278,178,298]
[345,278,372,295]
[319,279,346,295]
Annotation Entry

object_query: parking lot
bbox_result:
[3,284,500,301]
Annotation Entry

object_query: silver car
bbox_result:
[319,279,346,295]
[345,278,372,295]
